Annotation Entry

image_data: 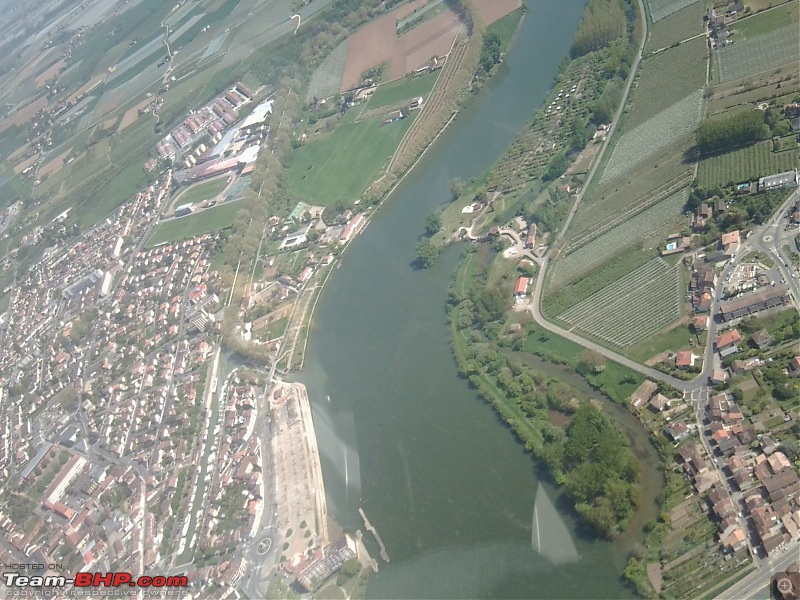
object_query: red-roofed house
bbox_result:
[676,351,696,369]
[514,277,530,297]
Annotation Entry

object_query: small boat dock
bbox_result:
[359,507,389,562]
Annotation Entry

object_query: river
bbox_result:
[296,0,654,597]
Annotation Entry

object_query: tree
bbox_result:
[544,152,569,181]
[578,349,606,374]
[569,116,588,152]
[415,239,440,268]
[424,212,442,236]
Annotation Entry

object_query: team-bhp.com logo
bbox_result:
[4,572,188,595]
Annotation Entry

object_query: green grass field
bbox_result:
[697,141,798,187]
[732,2,799,39]
[364,71,440,110]
[486,6,525,48]
[522,322,645,404]
[146,201,241,247]
[287,110,415,206]
[173,177,230,209]
[626,321,694,362]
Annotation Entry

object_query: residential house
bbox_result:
[718,286,791,321]
[751,329,773,350]
[788,356,800,378]
[676,351,697,369]
[692,315,709,332]
[666,421,690,442]
[710,368,728,384]
[716,329,742,358]
[649,393,671,412]
[721,230,740,257]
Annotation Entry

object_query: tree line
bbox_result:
[570,0,627,57]
[695,110,770,156]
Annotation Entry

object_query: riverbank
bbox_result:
[294,0,640,595]
[282,3,494,372]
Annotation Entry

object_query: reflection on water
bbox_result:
[532,485,580,566]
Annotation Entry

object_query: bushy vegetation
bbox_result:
[571,0,627,57]
[539,402,641,537]
[478,32,503,73]
[448,252,641,538]
[695,111,770,156]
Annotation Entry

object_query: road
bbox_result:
[524,0,700,391]
[748,188,800,314]
[713,539,800,600]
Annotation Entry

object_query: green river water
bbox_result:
[296,0,662,596]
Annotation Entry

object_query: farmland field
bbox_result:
[146,202,241,248]
[697,141,798,187]
[550,188,687,287]
[569,164,691,250]
[557,258,682,347]
[622,36,706,132]
[732,3,799,39]
[647,0,700,22]
[646,2,704,50]
[306,40,349,102]
[287,110,415,206]
[717,25,800,84]
[600,89,704,184]
[364,71,440,109]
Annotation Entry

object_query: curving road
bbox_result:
[526,0,700,392]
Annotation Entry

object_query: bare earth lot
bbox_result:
[473,0,522,25]
[341,0,460,91]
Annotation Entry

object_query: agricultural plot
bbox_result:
[600,89,703,185]
[622,36,706,132]
[646,2,704,50]
[698,141,798,188]
[732,3,799,39]
[570,165,691,250]
[558,258,681,347]
[364,71,440,109]
[717,25,800,84]
[168,14,205,43]
[306,41,349,102]
[551,189,687,286]
[647,0,699,22]
[201,31,229,61]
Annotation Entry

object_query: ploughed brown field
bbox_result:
[473,0,522,25]
[340,0,521,92]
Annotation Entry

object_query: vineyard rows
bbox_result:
[566,176,691,252]
[306,40,349,102]
[558,258,681,347]
[622,36,707,132]
[391,39,469,171]
[697,141,798,188]
[551,189,687,286]
[717,25,799,84]
[600,89,704,185]
[647,0,700,22]
[646,1,704,51]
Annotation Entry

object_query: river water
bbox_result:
[297,0,654,596]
